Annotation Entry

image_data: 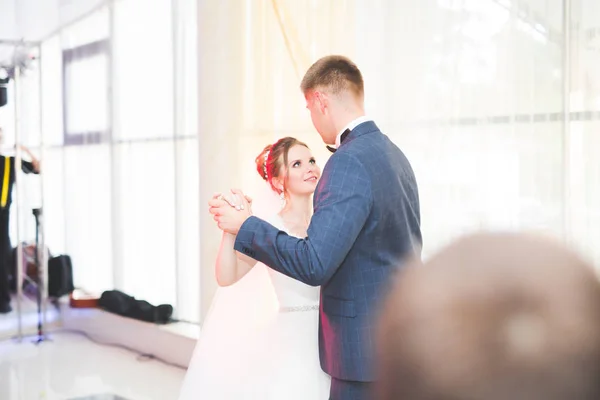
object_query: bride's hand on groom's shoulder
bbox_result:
[208,189,252,234]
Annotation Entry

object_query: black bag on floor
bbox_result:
[48,255,75,298]
[98,289,173,324]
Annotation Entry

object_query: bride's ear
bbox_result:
[272,177,284,193]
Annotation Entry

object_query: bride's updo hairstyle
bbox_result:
[255,137,309,195]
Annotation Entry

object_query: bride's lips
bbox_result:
[304,176,318,182]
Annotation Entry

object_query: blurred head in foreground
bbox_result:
[375,232,600,400]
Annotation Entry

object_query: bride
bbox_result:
[178,137,331,399]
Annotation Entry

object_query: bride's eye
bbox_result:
[309,158,316,165]
[293,161,301,168]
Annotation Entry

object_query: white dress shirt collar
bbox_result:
[334,116,372,148]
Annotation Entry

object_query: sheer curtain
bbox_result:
[224,0,565,261]
[38,0,200,322]
[196,0,356,319]
[357,0,565,258]
[569,0,600,267]
[173,0,200,322]
[40,6,114,293]
[197,0,576,319]
[252,0,600,269]
[112,0,177,307]
[26,0,600,326]
[40,36,66,256]
[237,0,355,192]
[111,0,199,315]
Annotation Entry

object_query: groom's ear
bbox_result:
[314,91,327,113]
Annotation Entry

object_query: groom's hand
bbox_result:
[208,189,252,235]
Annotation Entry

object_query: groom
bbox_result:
[210,55,422,400]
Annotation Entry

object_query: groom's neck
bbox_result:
[332,103,366,135]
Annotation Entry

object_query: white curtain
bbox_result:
[568,0,600,267]
[111,0,199,315]
[203,0,564,256]
[196,0,356,319]
[240,0,565,261]
[198,0,600,321]
[26,0,600,327]
[356,0,566,258]
[37,0,200,322]
[112,0,177,307]
[38,6,114,293]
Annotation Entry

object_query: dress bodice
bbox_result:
[265,215,320,309]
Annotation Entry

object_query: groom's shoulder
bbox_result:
[327,133,384,168]
[341,131,412,172]
[326,148,362,169]
[322,148,370,183]
[344,130,388,157]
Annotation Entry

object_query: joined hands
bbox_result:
[208,189,252,235]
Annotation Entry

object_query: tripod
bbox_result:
[32,207,49,344]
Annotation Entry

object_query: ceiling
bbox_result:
[0,0,107,66]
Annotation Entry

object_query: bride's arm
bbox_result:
[215,231,258,286]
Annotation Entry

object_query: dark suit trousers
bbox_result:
[0,208,11,305]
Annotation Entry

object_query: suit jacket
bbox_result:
[234,121,422,382]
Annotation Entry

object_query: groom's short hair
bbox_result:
[301,55,364,98]
[375,233,600,400]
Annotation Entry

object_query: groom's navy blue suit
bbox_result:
[235,121,422,399]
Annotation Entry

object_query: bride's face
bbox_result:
[280,145,320,196]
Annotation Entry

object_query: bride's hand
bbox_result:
[209,194,232,228]
[209,189,252,234]
[212,192,233,207]
[229,190,252,210]
[210,193,236,209]
[209,191,253,232]
[212,191,252,210]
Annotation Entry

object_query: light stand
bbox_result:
[31,207,49,344]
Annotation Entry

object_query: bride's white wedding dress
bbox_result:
[177,214,331,399]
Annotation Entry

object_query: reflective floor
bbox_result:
[0,295,61,340]
[0,331,185,400]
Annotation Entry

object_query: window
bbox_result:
[62,40,110,144]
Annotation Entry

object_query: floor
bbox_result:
[0,295,61,340]
[0,331,186,400]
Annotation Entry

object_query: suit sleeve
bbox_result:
[234,152,373,286]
